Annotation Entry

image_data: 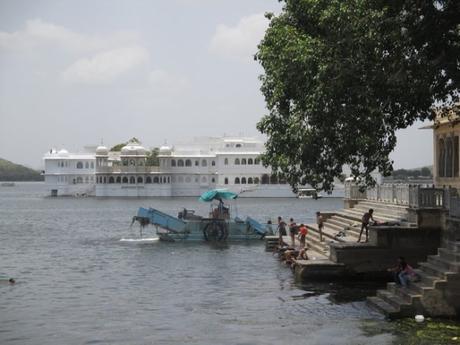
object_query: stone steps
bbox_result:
[367,240,460,318]
[367,296,400,318]
[339,208,405,222]
[438,247,460,262]
[353,202,409,215]
[357,200,410,213]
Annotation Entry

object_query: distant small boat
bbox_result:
[1,182,15,187]
[297,188,322,199]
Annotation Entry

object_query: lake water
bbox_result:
[0,183,455,344]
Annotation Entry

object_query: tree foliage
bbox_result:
[0,158,43,181]
[256,0,460,192]
[110,137,141,152]
[146,148,160,166]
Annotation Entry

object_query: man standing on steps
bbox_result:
[316,211,324,242]
[358,209,375,243]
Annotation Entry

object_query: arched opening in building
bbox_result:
[261,174,269,184]
[241,158,247,165]
[146,176,152,183]
[185,159,192,167]
[254,177,260,184]
[248,158,253,165]
[129,176,135,184]
[122,177,128,183]
[108,176,114,184]
[171,159,176,167]
[241,177,247,184]
[116,176,121,183]
[235,177,240,184]
[234,158,240,165]
[438,138,445,177]
[153,176,159,183]
[178,159,184,167]
[224,177,228,185]
[77,162,83,169]
[201,160,207,167]
[248,177,253,184]
[137,176,143,184]
[224,158,228,165]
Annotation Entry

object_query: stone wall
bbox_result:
[329,226,441,275]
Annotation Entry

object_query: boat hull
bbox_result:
[154,220,263,242]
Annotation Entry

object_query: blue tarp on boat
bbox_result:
[199,189,238,202]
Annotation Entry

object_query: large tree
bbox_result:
[256,0,460,192]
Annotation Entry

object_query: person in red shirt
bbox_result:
[297,223,308,248]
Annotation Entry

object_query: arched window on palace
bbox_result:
[224,177,229,185]
[129,176,135,184]
[234,158,240,165]
[137,176,143,184]
[171,159,176,167]
[241,177,247,184]
[201,159,207,167]
[116,176,121,183]
[122,177,128,184]
[455,136,459,177]
[108,176,114,184]
[224,158,228,165]
[241,158,247,165]
[195,160,199,166]
[185,159,192,167]
[261,174,269,184]
[153,176,159,183]
[178,159,184,167]
[85,162,89,169]
[248,158,253,165]
[235,177,240,184]
[77,161,83,169]
[254,177,260,184]
[211,160,215,166]
[248,177,253,184]
[255,158,260,165]
[146,176,152,183]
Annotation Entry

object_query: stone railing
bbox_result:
[448,190,460,219]
[345,183,446,209]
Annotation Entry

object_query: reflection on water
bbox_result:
[1,183,456,345]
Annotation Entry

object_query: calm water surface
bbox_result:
[0,183,439,344]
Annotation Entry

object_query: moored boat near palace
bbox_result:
[132,189,271,242]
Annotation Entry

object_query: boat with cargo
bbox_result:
[131,189,272,242]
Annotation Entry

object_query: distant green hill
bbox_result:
[0,158,43,181]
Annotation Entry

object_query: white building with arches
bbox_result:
[44,137,298,197]
[43,147,96,196]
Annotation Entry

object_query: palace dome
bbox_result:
[95,145,109,156]
[121,142,147,156]
[159,145,172,155]
[57,149,69,157]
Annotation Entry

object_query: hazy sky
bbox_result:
[0,0,433,169]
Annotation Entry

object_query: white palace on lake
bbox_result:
[43,137,299,198]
